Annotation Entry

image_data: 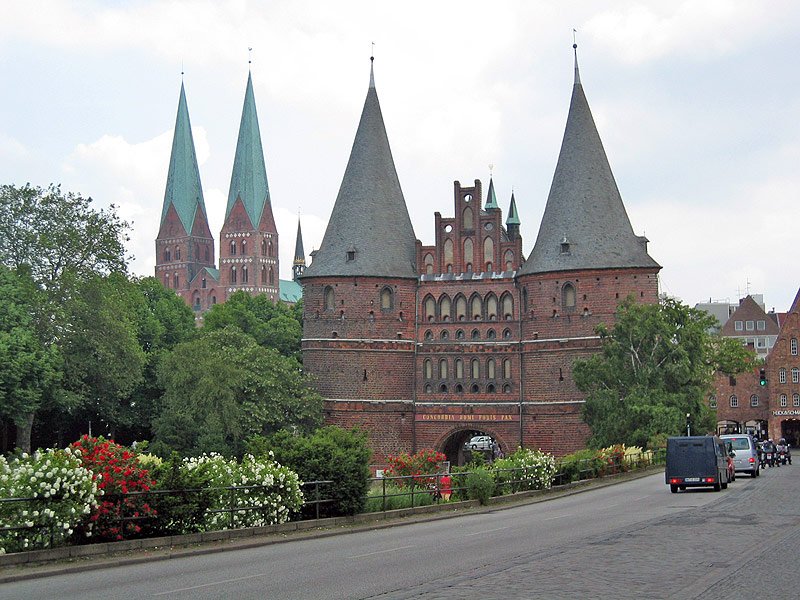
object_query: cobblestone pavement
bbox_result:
[370,467,800,600]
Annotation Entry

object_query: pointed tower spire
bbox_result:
[160,82,207,234]
[293,216,306,281]
[302,57,417,279]
[226,71,273,229]
[506,191,520,240]
[485,176,499,210]
[518,47,659,276]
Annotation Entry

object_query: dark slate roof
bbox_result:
[302,60,417,279]
[293,218,305,266]
[160,82,207,234]
[518,52,659,276]
[226,72,272,228]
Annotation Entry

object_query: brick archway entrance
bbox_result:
[439,428,503,466]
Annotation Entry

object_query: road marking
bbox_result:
[463,526,509,536]
[632,496,649,501]
[153,573,264,596]
[544,515,569,521]
[349,545,415,559]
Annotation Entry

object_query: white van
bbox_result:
[719,434,760,478]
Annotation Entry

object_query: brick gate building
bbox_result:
[300,51,661,468]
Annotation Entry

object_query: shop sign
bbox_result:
[772,410,800,417]
[415,413,519,422]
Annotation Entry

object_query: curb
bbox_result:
[0,465,662,583]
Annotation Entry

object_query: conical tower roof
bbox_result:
[293,217,305,266]
[302,59,417,279]
[160,82,207,234]
[485,177,499,210]
[226,72,272,228]
[506,192,520,225]
[519,49,659,276]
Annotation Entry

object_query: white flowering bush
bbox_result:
[0,448,99,554]
[492,448,557,494]
[181,452,302,530]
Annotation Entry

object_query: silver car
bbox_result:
[719,434,760,478]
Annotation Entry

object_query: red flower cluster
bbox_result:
[70,435,156,541]
[384,449,447,488]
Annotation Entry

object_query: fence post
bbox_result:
[382,477,386,512]
[315,481,321,520]
[229,486,235,529]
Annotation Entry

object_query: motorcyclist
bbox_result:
[763,439,777,467]
[777,438,792,465]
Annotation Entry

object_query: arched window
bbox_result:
[425,384,433,393]
[471,294,482,320]
[269,267,275,285]
[175,246,181,260]
[562,283,576,308]
[501,293,513,320]
[487,329,496,340]
[241,266,248,283]
[503,328,512,339]
[487,359,496,379]
[241,239,247,255]
[424,359,432,379]
[793,367,799,384]
[463,207,473,229]
[504,250,514,272]
[443,239,454,272]
[261,239,267,255]
[792,338,798,356]
[202,277,207,289]
[503,383,512,393]
[471,359,480,379]
[261,266,267,284]
[780,394,788,407]
[503,359,511,379]
[381,287,393,309]
[455,359,464,379]
[483,236,494,271]
[324,286,335,311]
[230,266,237,284]
[268,240,274,257]
[439,359,448,379]
[439,384,448,393]
[205,246,210,261]
[173,274,179,288]
[709,394,717,408]
[193,295,200,310]
[780,368,787,384]
[455,295,467,321]
[729,395,738,408]
[522,287,528,313]
[470,383,480,393]
[750,394,759,407]
[424,253,434,275]
[471,329,480,340]
[424,295,436,321]
[440,330,449,340]
[164,274,169,288]
[794,393,800,407]
[439,295,451,321]
[455,384,463,393]
[456,329,465,340]
[487,384,496,393]
[230,240,237,256]
[486,294,498,320]
[463,238,473,271]
[425,330,433,341]
[164,247,171,261]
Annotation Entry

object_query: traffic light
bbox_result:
[759,368,767,386]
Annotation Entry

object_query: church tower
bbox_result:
[155,81,215,308]
[219,72,280,302]
[292,217,306,281]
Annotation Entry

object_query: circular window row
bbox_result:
[424,383,513,394]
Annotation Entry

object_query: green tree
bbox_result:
[153,327,322,457]
[0,266,61,452]
[574,296,756,449]
[202,291,302,359]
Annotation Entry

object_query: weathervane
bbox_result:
[573,28,577,48]
[489,163,494,178]
[248,47,253,65]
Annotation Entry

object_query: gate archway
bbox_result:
[437,427,505,467]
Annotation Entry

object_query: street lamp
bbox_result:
[686,413,691,436]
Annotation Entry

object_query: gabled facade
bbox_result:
[300,51,661,468]
[719,295,781,357]
[767,289,800,444]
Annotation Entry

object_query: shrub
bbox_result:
[0,448,98,553]
[70,436,156,541]
[384,449,447,488]
[265,427,372,517]
[464,468,494,505]
[557,449,604,483]
[145,453,216,536]
[363,483,437,512]
[492,448,557,494]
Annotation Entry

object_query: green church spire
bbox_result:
[506,192,520,225]
[485,176,499,210]
[160,82,207,234]
[226,72,271,228]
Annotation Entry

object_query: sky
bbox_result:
[1,1,799,312]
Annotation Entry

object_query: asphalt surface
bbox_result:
[2,464,798,599]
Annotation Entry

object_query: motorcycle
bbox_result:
[764,449,775,468]
[777,445,791,465]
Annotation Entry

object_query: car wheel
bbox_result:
[471,444,477,449]
[722,481,728,489]
[670,485,678,493]
[751,470,757,478]
[713,482,721,491]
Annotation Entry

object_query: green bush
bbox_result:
[492,448,557,494]
[556,449,604,483]
[145,453,216,536]
[264,426,372,518]
[363,483,437,512]
[465,468,494,505]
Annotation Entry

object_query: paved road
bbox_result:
[5,465,800,599]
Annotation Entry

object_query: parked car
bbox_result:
[464,435,493,451]
[719,433,760,478]
[665,436,729,493]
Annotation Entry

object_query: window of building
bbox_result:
[381,287,393,310]
[735,321,743,331]
[241,239,246,255]
[463,238,473,270]
[444,238,454,269]
[439,384,448,393]
[757,320,766,331]
[424,253,434,275]
[456,329,465,340]
[441,330,449,340]
[324,286,335,311]
[794,393,800,407]
[455,295,467,321]
[462,207,473,229]
[164,248,171,261]
[470,383,479,393]
[205,246,210,261]
[471,295,482,320]
[175,246,181,260]
[745,320,754,331]
[439,359,448,379]
[757,338,766,348]
[346,250,356,261]
[750,394,759,407]
[503,328,512,339]
[487,329,496,340]
[425,384,432,393]
[709,394,717,408]
[503,383,512,393]
[486,295,498,320]
[211,295,216,305]
[487,384,496,393]
[261,266,267,284]
[780,368,787,384]
[562,283,576,309]
[424,359,432,379]
[522,288,528,313]
[504,250,514,272]
[424,330,433,341]
[501,294,513,320]
[201,278,207,289]
[193,296,200,310]
[173,274,179,289]
[471,329,480,341]
[241,266,248,283]
[729,395,738,408]
[261,239,267,255]
[424,296,436,321]
[471,359,480,379]
[780,394,788,408]
[503,359,511,379]
[230,240,236,256]
[455,384,463,393]
[487,359,495,379]
[439,295,451,321]
[483,237,494,271]
[793,368,799,384]
[230,266,237,284]
[268,240,274,257]
[455,359,463,379]
[792,338,798,356]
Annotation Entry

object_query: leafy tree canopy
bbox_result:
[574,296,757,449]
[153,327,322,457]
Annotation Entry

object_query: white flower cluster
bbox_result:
[493,448,558,492]
[0,448,99,554]
[182,453,302,530]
